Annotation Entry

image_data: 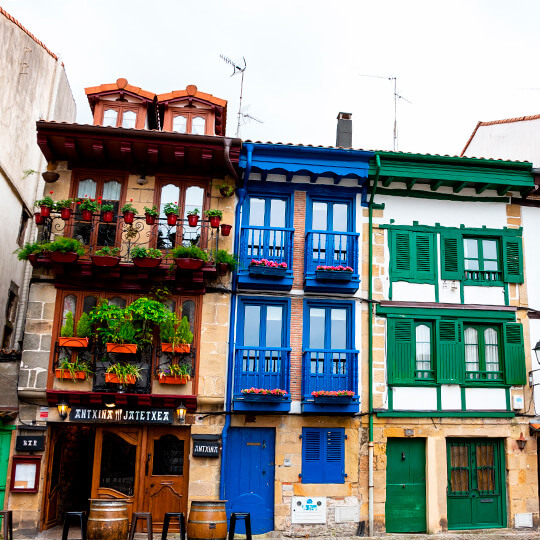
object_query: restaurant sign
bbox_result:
[69,407,173,424]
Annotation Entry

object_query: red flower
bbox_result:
[76,201,81,205]
[49,191,53,194]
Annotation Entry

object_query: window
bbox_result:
[17,209,30,247]
[301,428,345,484]
[100,104,140,129]
[170,111,208,135]
[389,229,436,283]
[415,323,433,380]
[464,238,500,282]
[464,326,501,381]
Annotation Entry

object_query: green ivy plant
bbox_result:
[163,202,179,215]
[94,246,120,257]
[144,205,159,217]
[121,200,138,214]
[171,245,208,260]
[160,313,194,347]
[15,242,44,260]
[205,209,223,219]
[48,237,85,255]
[54,199,73,210]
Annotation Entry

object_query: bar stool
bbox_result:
[162,512,186,540]
[61,511,86,540]
[228,513,252,540]
[128,512,152,540]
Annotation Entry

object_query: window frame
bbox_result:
[463,236,503,285]
[464,324,502,383]
[95,101,145,129]
[165,108,210,135]
[414,321,434,381]
[301,427,345,484]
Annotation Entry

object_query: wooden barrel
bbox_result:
[87,499,129,540]
[187,500,228,540]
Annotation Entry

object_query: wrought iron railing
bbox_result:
[305,231,359,274]
[239,226,294,269]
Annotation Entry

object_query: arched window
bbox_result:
[62,295,77,328]
[191,116,206,135]
[415,324,432,379]
[465,327,479,374]
[173,115,187,133]
[103,109,118,127]
[122,110,137,129]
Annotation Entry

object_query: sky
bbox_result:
[4,0,540,156]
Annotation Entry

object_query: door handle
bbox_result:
[150,484,154,488]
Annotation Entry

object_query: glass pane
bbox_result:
[152,435,184,476]
[484,260,498,271]
[62,295,77,326]
[158,184,181,249]
[450,444,469,494]
[330,309,347,349]
[312,202,327,230]
[243,305,260,347]
[249,198,265,227]
[184,186,204,219]
[332,203,348,232]
[173,115,187,133]
[464,239,478,259]
[103,109,118,127]
[164,300,176,312]
[476,443,495,492]
[415,324,431,373]
[97,224,117,247]
[270,199,286,228]
[182,300,196,336]
[465,328,479,373]
[99,432,136,496]
[482,240,498,260]
[122,110,137,129]
[110,296,126,308]
[484,328,499,375]
[265,306,282,348]
[83,296,97,314]
[309,308,325,349]
[77,179,97,199]
[103,180,121,201]
[191,116,206,135]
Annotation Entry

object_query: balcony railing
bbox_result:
[38,211,219,262]
[233,346,291,396]
[464,270,503,283]
[305,231,359,274]
[239,227,294,269]
[465,370,503,382]
[302,348,358,398]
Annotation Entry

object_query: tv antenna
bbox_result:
[359,74,412,151]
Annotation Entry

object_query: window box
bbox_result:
[90,255,121,268]
[312,395,354,404]
[58,337,89,348]
[50,252,79,264]
[175,258,204,270]
[249,266,287,278]
[241,393,288,402]
[132,257,162,269]
[55,369,87,380]
[161,343,191,354]
[106,343,137,354]
[105,373,137,385]
[157,374,189,385]
[315,270,353,282]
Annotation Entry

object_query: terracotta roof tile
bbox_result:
[1,6,58,59]
[157,85,227,107]
[85,78,155,101]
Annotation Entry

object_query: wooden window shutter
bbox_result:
[391,230,412,279]
[503,323,526,385]
[502,236,523,283]
[440,231,464,280]
[302,428,344,483]
[325,429,345,483]
[436,320,464,383]
[302,428,323,483]
[387,318,415,384]
[415,232,436,281]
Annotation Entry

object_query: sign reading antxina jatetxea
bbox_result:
[69,407,173,424]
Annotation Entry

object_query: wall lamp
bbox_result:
[517,433,527,451]
[176,403,187,424]
[533,341,540,367]
[103,397,116,408]
[57,401,69,420]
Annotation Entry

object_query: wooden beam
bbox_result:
[406,178,417,190]
[147,144,158,165]
[92,142,104,159]
[64,137,78,161]
[120,142,132,156]
[309,173,317,183]
[333,175,341,185]
[285,171,293,182]
[521,186,536,198]
[453,181,468,193]
[174,146,185,162]
[476,183,493,194]
[430,180,444,191]
[260,171,268,182]
[497,185,511,196]
[382,176,394,187]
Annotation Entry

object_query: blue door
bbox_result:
[225,428,275,533]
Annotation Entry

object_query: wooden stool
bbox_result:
[162,512,186,540]
[61,511,86,540]
[128,512,152,540]
[228,513,252,540]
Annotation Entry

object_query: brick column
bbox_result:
[292,191,306,289]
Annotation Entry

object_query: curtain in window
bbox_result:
[415,324,431,376]
[484,328,499,377]
[122,110,137,129]
[192,116,206,135]
[464,328,479,372]
[102,180,121,201]
[103,109,118,127]
[77,179,97,199]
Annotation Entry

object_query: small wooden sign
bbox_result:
[16,436,45,452]
[192,440,220,457]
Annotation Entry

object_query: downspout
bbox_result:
[220,143,251,500]
[368,153,381,537]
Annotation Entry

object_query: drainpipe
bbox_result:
[220,143,251,500]
[368,154,381,537]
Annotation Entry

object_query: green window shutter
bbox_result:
[415,233,435,280]
[502,236,523,283]
[503,323,526,385]
[387,318,415,384]
[391,230,412,279]
[440,231,464,280]
[436,320,464,383]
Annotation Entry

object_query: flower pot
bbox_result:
[81,209,93,221]
[313,394,354,404]
[34,212,43,225]
[60,208,72,220]
[55,369,87,380]
[91,255,121,268]
[161,343,191,354]
[105,373,136,385]
[123,211,135,224]
[28,253,39,267]
[219,187,234,198]
[42,171,59,183]
[106,343,138,354]
[145,214,156,225]
[132,257,162,268]
[102,210,114,223]
[220,224,232,236]
[166,214,178,226]
[242,393,287,401]
[209,216,221,228]
[58,337,89,348]
[315,269,353,281]
[217,263,229,275]
[175,258,204,270]
[158,374,190,385]
[187,214,199,227]
[50,252,79,264]
[40,205,51,217]
[249,265,287,278]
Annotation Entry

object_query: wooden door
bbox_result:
[42,428,64,529]
[91,427,142,522]
[0,429,12,510]
[142,427,189,529]
[385,438,426,533]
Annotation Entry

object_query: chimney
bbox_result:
[336,112,352,148]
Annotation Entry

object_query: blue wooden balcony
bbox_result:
[233,346,291,412]
[302,348,359,413]
[237,227,294,290]
[304,231,360,293]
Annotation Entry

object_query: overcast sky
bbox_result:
[4,0,540,156]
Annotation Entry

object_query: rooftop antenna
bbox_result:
[220,54,248,137]
[359,74,412,151]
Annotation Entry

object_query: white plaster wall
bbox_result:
[438,280,461,303]
[463,285,505,305]
[523,207,540,311]
[465,387,507,410]
[440,385,461,410]
[392,386,437,410]
[391,282,436,302]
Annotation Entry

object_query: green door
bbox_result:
[385,438,426,533]
[0,429,13,509]
[447,439,505,530]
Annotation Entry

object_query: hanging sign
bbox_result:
[192,440,220,457]
[16,436,45,452]
[69,407,173,424]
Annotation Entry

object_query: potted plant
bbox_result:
[130,246,162,268]
[59,311,91,347]
[157,363,191,384]
[48,237,85,263]
[55,199,74,220]
[249,259,288,277]
[91,246,121,268]
[90,300,137,353]
[160,313,193,353]
[172,245,208,270]
[241,388,288,401]
[121,200,138,224]
[163,202,179,226]
[205,209,222,228]
[34,212,44,224]
[144,205,159,225]
[55,357,93,381]
[215,182,235,198]
[315,265,354,281]
[105,362,141,385]
[35,192,55,217]
[220,224,232,236]
[187,208,200,227]
[100,203,115,223]
[14,242,44,266]
[127,297,171,348]
[77,196,99,221]
[214,249,237,275]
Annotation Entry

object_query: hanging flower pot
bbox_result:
[166,214,178,226]
[34,212,43,225]
[60,208,72,220]
[188,214,199,227]
[102,211,114,223]
[123,211,135,224]
[91,255,121,268]
[220,224,232,236]
[158,374,190,385]
[82,210,93,221]
[145,214,156,225]
[106,343,138,354]
[58,337,89,348]
[40,205,51,217]
[50,252,79,264]
[217,263,229,275]
[175,258,204,270]
[209,216,221,228]
[161,343,191,354]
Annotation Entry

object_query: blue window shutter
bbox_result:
[302,428,323,483]
[324,429,345,484]
[302,428,344,484]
